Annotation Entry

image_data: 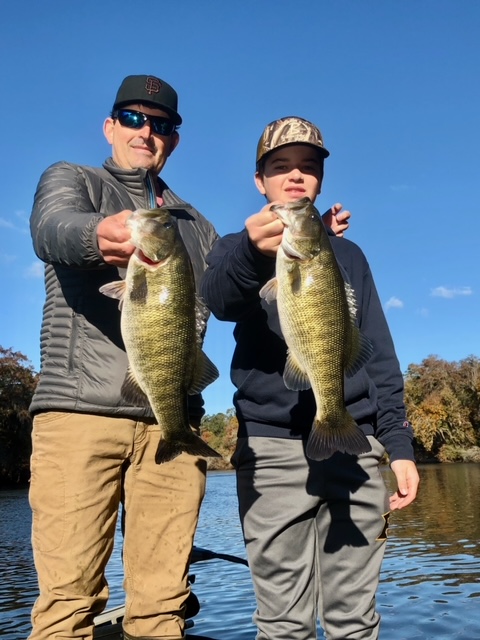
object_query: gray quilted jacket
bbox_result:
[29,158,218,421]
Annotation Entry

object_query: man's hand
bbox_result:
[389,460,420,510]
[245,202,285,257]
[322,203,351,237]
[97,210,135,267]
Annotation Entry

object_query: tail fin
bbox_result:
[155,432,222,464]
[306,414,371,461]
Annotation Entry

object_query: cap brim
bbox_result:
[257,141,330,166]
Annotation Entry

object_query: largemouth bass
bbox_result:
[100,207,221,464]
[259,197,373,461]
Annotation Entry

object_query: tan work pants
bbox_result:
[28,411,207,639]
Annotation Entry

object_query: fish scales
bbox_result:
[100,208,220,464]
[261,197,373,461]
[278,231,349,412]
[123,247,195,429]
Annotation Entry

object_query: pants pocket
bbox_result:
[30,454,66,553]
[230,436,248,469]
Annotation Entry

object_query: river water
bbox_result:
[1,463,479,639]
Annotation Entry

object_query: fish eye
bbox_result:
[162,221,173,229]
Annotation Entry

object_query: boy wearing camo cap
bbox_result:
[201,116,419,639]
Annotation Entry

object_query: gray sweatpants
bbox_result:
[233,435,390,640]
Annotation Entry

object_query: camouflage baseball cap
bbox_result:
[256,116,329,166]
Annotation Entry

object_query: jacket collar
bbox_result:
[102,157,186,208]
[103,157,153,198]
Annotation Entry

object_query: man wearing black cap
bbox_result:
[28,75,217,639]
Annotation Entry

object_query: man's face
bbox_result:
[254,144,324,204]
[103,103,179,175]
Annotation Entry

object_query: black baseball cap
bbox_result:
[113,75,182,125]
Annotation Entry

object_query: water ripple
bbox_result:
[1,464,480,639]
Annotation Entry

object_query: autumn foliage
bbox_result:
[1,348,479,486]
[201,354,480,467]
[200,409,238,469]
[0,346,38,486]
[404,354,480,461]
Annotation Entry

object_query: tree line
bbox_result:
[1,346,479,487]
[0,347,38,487]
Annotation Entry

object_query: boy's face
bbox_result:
[254,144,324,204]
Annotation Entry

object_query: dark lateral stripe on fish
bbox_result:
[129,271,148,304]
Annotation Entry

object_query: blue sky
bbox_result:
[1,1,478,416]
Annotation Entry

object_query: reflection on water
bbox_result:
[378,464,480,640]
[0,489,40,638]
[386,463,480,545]
[1,463,479,639]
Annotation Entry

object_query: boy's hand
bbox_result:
[247,201,351,257]
[322,203,351,237]
[389,460,420,510]
[245,202,284,257]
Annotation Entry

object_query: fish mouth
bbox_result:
[136,249,163,266]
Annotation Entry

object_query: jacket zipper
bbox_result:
[146,173,156,208]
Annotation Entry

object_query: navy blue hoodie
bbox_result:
[201,228,415,463]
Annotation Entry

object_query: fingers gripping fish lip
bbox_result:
[127,207,164,224]
[270,204,291,227]
[270,196,312,219]
[125,208,151,232]
[271,199,318,261]
[128,208,177,264]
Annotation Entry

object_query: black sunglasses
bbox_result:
[113,109,177,136]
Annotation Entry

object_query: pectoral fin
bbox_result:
[259,278,278,304]
[99,280,127,309]
[283,350,311,391]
